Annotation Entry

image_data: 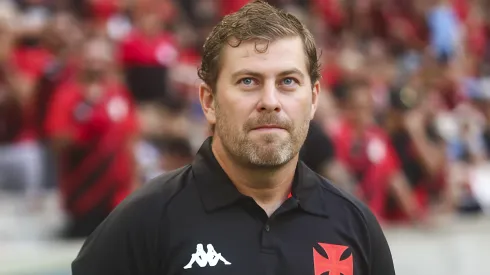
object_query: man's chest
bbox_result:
[162,212,369,275]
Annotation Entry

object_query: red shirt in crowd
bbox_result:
[465,14,487,58]
[312,0,345,33]
[332,120,400,219]
[89,0,119,22]
[13,46,53,80]
[321,62,342,88]
[10,46,54,143]
[452,0,469,22]
[34,57,79,140]
[45,80,138,218]
[119,29,178,67]
[220,0,250,17]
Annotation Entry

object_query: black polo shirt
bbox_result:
[72,137,395,275]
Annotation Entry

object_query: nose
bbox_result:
[256,81,281,112]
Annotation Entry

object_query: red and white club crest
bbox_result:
[313,243,353,275]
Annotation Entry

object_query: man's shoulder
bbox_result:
[308,169,395,273]
[71,167,194,274]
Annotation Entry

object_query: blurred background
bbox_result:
[1,0,490,274]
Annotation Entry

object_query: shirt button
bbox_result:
[265,224,270,232]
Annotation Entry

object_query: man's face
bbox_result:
[347,87,374,129]
[201,37,319,167]
[81,39,112,82]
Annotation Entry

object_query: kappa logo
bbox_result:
[313,243,353,275]
[183,244,231,269]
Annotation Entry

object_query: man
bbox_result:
[0,18,44,203]
[35,12,81,142]
[119,2,178,104]
[46,37,140,238]
[332,79,424,223]
[34,13,82,191]
[384,85,450,221]
[72,1,395,274]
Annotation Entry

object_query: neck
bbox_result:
[211,136,297,216]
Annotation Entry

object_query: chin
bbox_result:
[251,132,288,144]
[248,157,293,168]
[246,147,295,167]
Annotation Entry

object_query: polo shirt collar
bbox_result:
[192,137,330,218]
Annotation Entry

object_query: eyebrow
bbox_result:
[231,70,262,80]
[231,68,306,80]
[277,68,306,80]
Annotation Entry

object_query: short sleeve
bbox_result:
[368,211,396,274]
[358,203,396,275]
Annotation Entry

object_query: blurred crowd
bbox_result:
[1,0,490,239]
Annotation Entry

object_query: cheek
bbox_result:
[218,95,254,122]
[217,104,243,128]
[284,97,312,120]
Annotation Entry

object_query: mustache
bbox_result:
[244,114,292,131]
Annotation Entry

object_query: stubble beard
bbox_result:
[214,104,310,168]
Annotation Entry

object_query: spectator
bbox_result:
[0,17,44,204]
[34,12,82,141]
[119,2,178,105]
[332,80,424,223]
[45,38,140,238]
[384,85,452,221]
[31,13,83,190]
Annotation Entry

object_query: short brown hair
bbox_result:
[198,0,321,91]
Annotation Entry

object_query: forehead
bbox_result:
[219,36,309,77]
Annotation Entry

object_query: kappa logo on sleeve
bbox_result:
[313,243,353,275]
[183,244,231,269]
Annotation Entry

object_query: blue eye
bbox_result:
[241,78,254,85]
[282,78,297,86]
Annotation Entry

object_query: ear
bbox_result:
[199,83,217,125]
[310,80,320,119]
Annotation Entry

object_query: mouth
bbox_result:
[252,125,286,131]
